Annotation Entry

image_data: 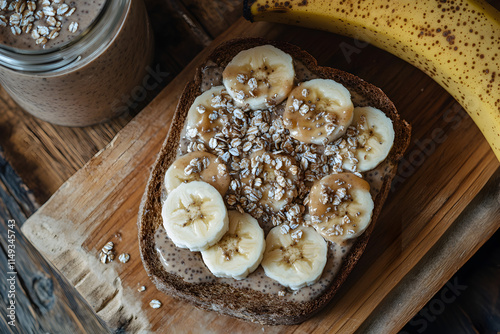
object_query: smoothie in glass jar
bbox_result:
[0,0,154,126]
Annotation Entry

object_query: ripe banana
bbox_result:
[222,44,295,109]
[162,181,229,252]
[201,210,265,279]
[164,151,231,196]
[261,225,328,290]
[283,79,354,145]
[308,172,374,243]
[244,0,500,161]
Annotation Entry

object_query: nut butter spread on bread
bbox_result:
[138,38,411,325]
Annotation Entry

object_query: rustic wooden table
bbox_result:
[1,0,499,333]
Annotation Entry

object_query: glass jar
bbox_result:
[0,0,154,126]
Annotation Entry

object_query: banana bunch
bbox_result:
[244,0,500,161]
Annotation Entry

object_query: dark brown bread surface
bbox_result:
[138,38,411,325]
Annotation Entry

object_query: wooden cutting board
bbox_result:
[21,18,500,333]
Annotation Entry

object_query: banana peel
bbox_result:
[243,0,500,161]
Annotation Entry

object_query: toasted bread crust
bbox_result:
[138,38,411,325]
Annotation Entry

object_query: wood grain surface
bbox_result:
[0,148,111,334]
[19,17,500,333]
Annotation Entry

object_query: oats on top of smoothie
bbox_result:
[0,0,83,48]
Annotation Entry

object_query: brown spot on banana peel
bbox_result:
[244,0,500,161]
[244,0,295,18]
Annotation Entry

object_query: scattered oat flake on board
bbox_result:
[102,241,114,251]
[99,252,108,264]
[118,253,130,263]
[150,299,162,309]
[137,285,146,292]
[99,250,115,263]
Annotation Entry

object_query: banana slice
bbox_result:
[201,210,265,279]
[240,152,300,212]
[185,85,233,144]
[261,225,327,290]
[308,173,374,243]
[164,151,230,196]
[222,45,295,110]
[342,106,395,172]
[283,79,354,145]
[162,181,229,252]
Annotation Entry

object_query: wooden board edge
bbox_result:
[358,166,500,333]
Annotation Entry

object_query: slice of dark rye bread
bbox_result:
[138,38,411,326]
